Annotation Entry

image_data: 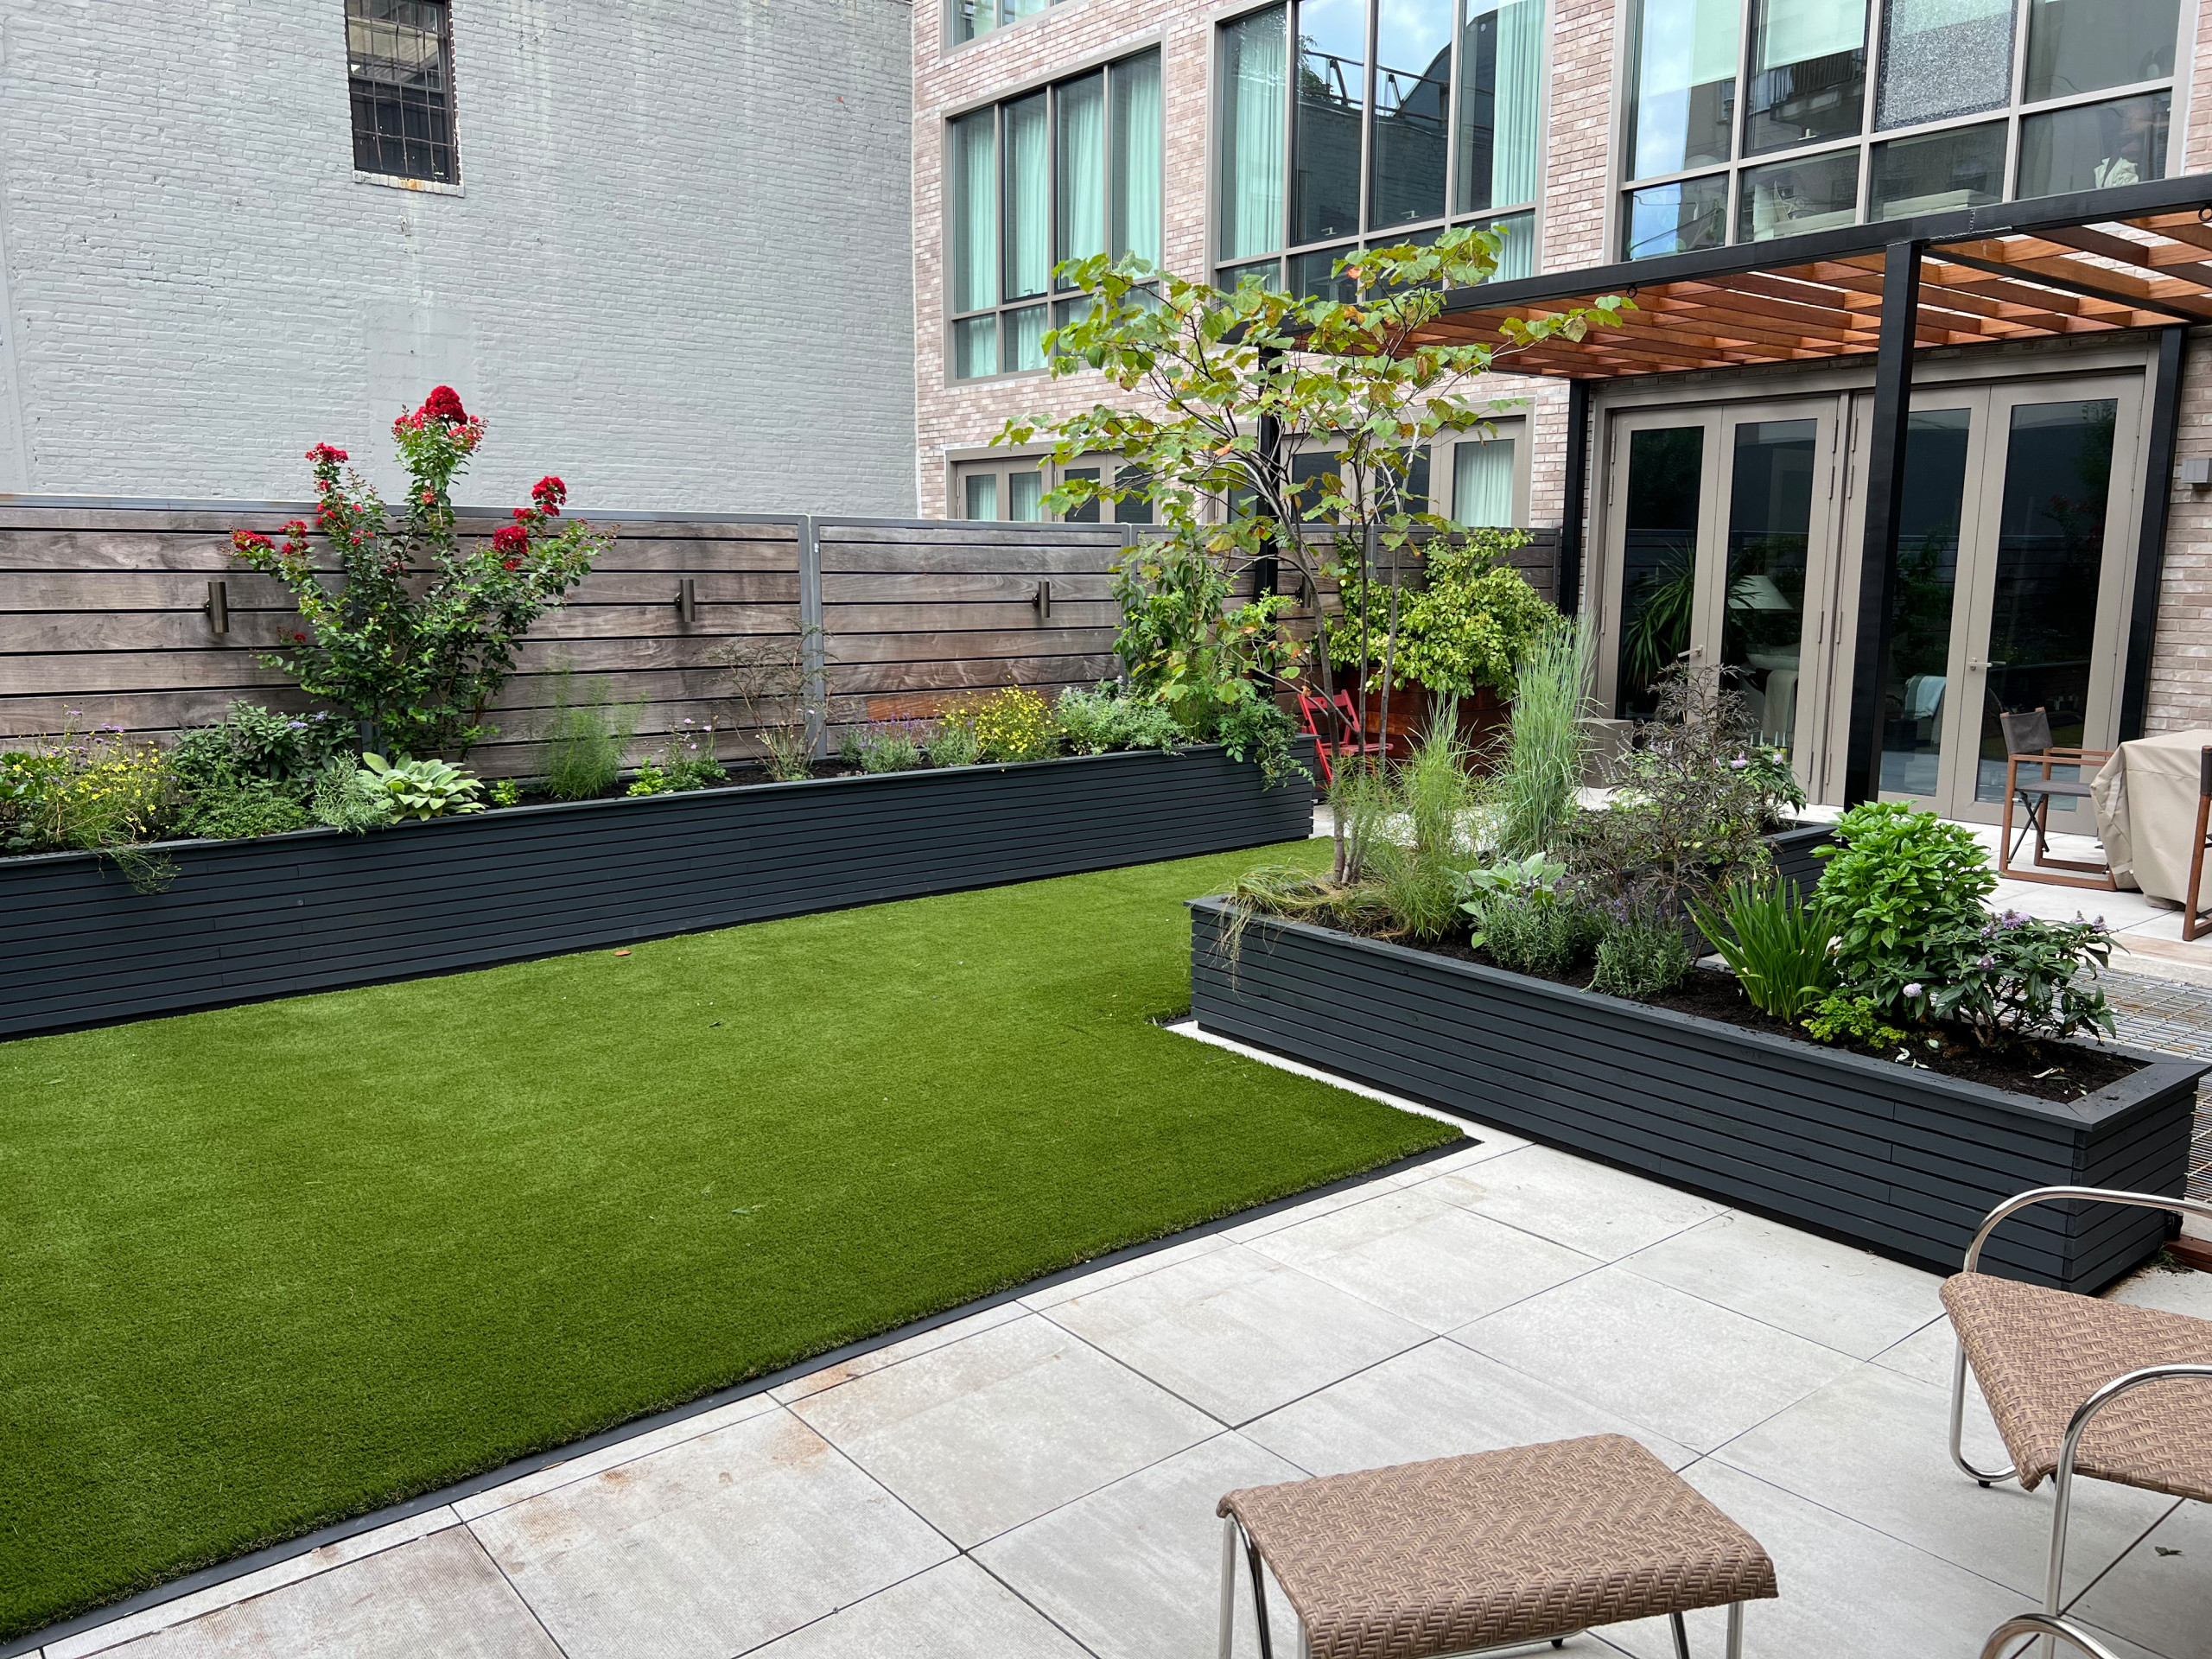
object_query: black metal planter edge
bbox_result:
[1185,898,2205,1294]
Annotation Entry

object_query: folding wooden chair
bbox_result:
[1996,709,2115,890]
[2181,747,2212,942]
[1296,686,1382,788]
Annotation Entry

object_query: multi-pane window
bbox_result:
[1621,0,2180,258]
[1214,0,1545,296]
[346,0,458,185]
[948,52,1164,381]
[951,0,1063,48]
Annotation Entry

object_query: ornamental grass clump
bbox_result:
[230,387,612,760]
[540,672,637,801]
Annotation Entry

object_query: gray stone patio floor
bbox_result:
[38,1030,2211,1659]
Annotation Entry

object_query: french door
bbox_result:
[1834,375,2145,823]
[1597,396,1849,790]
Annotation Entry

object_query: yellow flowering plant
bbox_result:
[944,688,1063,764]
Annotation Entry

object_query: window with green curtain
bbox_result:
[1217,8,1287,263]
[1628,0,1739,179]
[1453,437,1516,524]
[950,110,998,315]
[1003,93,1050,300]
[1111,52,1164,264]
[1056,72,1106,285]
[1455,0,1545,213]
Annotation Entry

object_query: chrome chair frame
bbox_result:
[1948,1185,2212,1643]
[1980,1612,2124,1659]
[1217,1515,1745,1659]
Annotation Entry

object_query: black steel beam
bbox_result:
[1558,379,1592,617]
[2120,326,2189,741]
[1841,241,1923,807]
[1433,174,2212,328]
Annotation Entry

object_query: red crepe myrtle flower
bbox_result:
[232,530,275,555]
[305,442,349,465]
[420,490,436,505]
[502,558,521,570]
[416,385,468,424]
[492,524,528,556]
[292,631,308,643]
[531,474,566,515]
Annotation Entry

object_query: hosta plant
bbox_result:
[359,753,485,820]
[231,386,612,759]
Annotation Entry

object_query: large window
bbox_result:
[952,0,1060,47]
[948,52,1163,381]
[1620,0,2180,258]
[346,0,458,185]
[1214,0,1544,296]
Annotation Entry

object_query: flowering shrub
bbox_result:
[949,688,1062,764]
[0,721,178,888]
[1330,531,1557,698]
[230,386,612,758]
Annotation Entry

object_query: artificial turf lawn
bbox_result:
[0,842,1455,1638]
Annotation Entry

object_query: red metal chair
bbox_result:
[1296,686,1382,786]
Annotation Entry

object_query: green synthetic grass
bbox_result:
[0,843,1454,1638]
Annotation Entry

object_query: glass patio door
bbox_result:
[1599,397,1845,782]
[1841,376,2142,823]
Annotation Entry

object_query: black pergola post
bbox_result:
[1558,378,1592,617]
[1840,239,1923,807]
[2119,325,2187,741]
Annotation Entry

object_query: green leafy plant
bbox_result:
[1331,531,1559,699]
[1802,992,1910,1050]
[626,763,668,798]
[229,388,611,757]
[1589,908,1692,998]
[540,673,637,802]
[1056,683,1183,754]
[180,784,311,841]
[720,625,824,782]
[312,759,395,834]
[1906,910,2117,1049]
[629,718,730,794]
[924,716,982,770]
[359,753,485,820]
[1,722,178,888]
[1812,801,1995,995]
[490,779,523,808]
[838,721,929,774]
[1485,616,1593,860]
[168,702,357,841]
[1690,878,1835,1019]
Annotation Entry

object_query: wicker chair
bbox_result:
[1216,1435,1777,1658]
[1944,1185,2212,1641]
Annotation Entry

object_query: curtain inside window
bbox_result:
[1491,0,1542,207]
[1491,211,1535,278]
[1453,437,1516,525]
[951,111,998,315]
[1056,73,1106,283]
[1217,9,1287,262]
[1111,52,1164,266]
[1006,304,1049,372]
[1004,94,1050,300]
[1756,0,1866,71]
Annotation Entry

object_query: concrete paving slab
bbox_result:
[2067,1498,2212,1659]
[786,1314,1217,1547]
[469,1408,952,1659]
[1454,1265,1859,1452]
[1426,1145,1727,1262]
[748,1557,1090,1658]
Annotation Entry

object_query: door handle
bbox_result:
[1967,658,1993,671]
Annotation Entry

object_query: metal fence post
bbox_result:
[798,514,827,757]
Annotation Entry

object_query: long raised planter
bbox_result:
[0,743,1313,1040]
[1189,899,2202,1293]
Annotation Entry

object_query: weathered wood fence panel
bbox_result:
[0,501,1563,775]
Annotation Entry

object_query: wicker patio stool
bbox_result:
[1215,1434,1777,1659]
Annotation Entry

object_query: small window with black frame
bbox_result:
[346,0,460,185]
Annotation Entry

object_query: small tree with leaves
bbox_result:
[231,386,612,759]
[1000,226,1627,871]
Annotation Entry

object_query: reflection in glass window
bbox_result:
[1617,427,1706,721]
[1453,438,1516,526]
[952,0,1051,46]
[1624,175,1730,258]
[1878,408,1971,798]
[1870,122,2005,219]
[1744,0,1867,156]
[2018,90,2171,194]
[1293,245,1362,301]
[1294,0,1369,244]
[1371,0,1455,229]
[1877,0,2014,130]
[1738,148,1860,240]
[2024,0,2178,103]
[1456,0,1546,213]
[1219,10,1290,263]
[1627,0,1739,179]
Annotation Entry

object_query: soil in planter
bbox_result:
[1389,927,2142,1103]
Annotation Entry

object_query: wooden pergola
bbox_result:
[1413,175,2212,803]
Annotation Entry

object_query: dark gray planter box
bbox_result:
[0,744,1313,1040]
[1189,899,2201,1294]
[1767,821,1834,896]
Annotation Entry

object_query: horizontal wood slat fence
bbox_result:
[0,499,1556,779]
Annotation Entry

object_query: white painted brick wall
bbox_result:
[0,0,918,514]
